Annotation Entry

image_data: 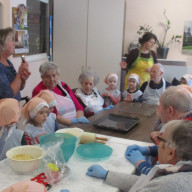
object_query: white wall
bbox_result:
[123,0,192,65]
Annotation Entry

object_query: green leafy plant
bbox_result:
[137,10,182,48]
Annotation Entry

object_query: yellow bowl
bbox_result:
[6,145,43,174]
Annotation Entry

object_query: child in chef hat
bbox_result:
[0,98,29,160]
[180,74,192,87]
[35,90,59,131]
[21,97,50,144]
[100,73,121,107]
[122,73,143,102]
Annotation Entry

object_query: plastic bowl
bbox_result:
[56,127,84,144]
[6,145,43,174]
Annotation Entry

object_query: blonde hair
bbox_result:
[0,27,15,55]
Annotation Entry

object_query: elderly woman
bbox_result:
[75,70,104,117]
[32,62,89,126]
[0,27,31,100]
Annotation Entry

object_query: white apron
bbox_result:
[52,81,76,120]
[143,78,166,105]
[75,87,104,113]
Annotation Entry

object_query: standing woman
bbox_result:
[0,27,31,100]
[121,32,158,90]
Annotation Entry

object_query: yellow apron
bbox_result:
[124,50,154,90]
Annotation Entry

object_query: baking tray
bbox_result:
[93,113,139,133]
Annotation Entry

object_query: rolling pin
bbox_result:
[80,132,108,144]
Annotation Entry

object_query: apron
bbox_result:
[76,87,104,113]
[52,82,76,120]
[124,50,154,90]
[143,78,166,105]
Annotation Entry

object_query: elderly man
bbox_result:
[151,85,192,141]
[123,86,192,176]
[140,63,171,105]
[86,120,192,192]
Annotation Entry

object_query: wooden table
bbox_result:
[73,102,157,143]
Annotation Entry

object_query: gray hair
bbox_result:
[155,63,164,73]
[39,62,60,76]
[160,86,192,112]
[165,120,192,161]
[78,70,99,85]
[0,27,15,55]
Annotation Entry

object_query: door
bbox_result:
[87,0,125,90]
[53,0,125,90]
[53,0,88,88]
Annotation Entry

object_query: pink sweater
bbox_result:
[32,81,83,115]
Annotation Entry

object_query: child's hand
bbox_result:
[103,91,111,97]
[124,94,133,102]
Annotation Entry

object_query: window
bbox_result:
[27,0,51,56]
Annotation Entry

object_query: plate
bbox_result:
[76,143,112,160]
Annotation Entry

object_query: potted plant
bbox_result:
[137,10,182,59]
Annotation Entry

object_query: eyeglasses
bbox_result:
[157,136,168,143]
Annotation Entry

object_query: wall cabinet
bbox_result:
[53,0,125,90]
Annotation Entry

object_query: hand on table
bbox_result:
[125,150,146,166]
[86,164,108,179]
[125,144,149,156]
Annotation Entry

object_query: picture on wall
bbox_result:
[182,21,192,55]
[12,4,29,55]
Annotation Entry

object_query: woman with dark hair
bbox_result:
[121,32,158,90]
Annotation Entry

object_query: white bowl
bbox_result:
[6,145,43,174]
[56,127,84,144]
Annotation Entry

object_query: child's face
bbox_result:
[180,77,188,85]
[108,77,117,90]
[33,106,48,126]
[128,78,137,89]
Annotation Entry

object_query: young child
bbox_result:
[100,73,121,107]
[122,73,143,102]
[180,74,192,87]
[22,97,50,144]
[0,98,29,160]
[35,90,59,131]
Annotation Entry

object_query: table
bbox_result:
[0,136,153,192]
[73,102,157,143]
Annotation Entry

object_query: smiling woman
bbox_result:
[32,62,89,127]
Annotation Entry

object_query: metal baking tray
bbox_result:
[93,113,139,133]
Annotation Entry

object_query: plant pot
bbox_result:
[157,48,169,59]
